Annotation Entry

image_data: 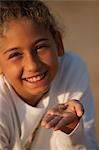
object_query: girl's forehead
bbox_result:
[2,19,52,39]
[0,19,55,50]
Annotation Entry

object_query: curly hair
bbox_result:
[0,0,61,38]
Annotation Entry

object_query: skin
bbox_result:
[0,18,84,134]
[0,19,63,106]
[41,100,84,133]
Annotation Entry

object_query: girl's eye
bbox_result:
[33,44,50,56]
[35,44,49,52]
[8,52,22,59]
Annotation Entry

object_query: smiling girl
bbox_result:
[0,1,98,150]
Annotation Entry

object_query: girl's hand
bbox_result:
[41,100,84,134]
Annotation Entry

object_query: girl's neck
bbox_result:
[22,90,49,107]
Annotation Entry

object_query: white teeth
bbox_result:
[26,73,45,82]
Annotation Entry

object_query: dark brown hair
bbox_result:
[0,0,61,38]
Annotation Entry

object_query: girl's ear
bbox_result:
[55,31,64,56]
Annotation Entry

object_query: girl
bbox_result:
[0,0,98,150]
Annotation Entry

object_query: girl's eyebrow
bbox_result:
[33,38,49,45]
[3,48,20,55]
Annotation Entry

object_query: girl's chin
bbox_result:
[24,75,51,95]
[32,85,50,96]
[24,84,50,97]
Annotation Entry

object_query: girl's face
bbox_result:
[0,19,63,105]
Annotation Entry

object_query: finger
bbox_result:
[73,100,84,117]
[41,114,56,127]
[54,113,77,130]
[45,115,62,129]
[41,115,56,127]
[65,100,84,117]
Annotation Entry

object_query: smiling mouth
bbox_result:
[24,71,48,83]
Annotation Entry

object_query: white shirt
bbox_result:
[0,52,98,150]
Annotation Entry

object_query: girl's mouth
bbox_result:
[24,71,48,83]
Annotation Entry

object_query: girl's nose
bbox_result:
[23,52,42,72]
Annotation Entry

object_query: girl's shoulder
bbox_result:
[63,51,86,67]
[59,51,88,74]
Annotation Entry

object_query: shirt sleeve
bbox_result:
[0,111,11,150]
[69,87,98,150]
[62,52,98,149]
[0,99,22,150]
